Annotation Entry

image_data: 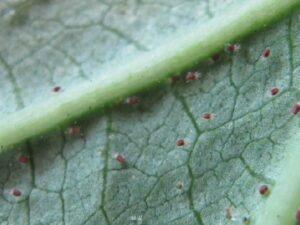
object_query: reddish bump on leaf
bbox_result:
[225,43,240,53]
[212,53,221,62]
[18,155,29,164]
[11,189,22,197]
[68,126,81,135]
[185,72,199,82]
[126,96,141,105]
[170,75,181,83]
[262,48,271,58]
[52,86,61,92]
[292,103,300,115]
[295,209,300,222]
[202,112,213,120]
[115,153,126,164]
[176,139,185,146]
[259,184,269,196]
[270,87,279,96]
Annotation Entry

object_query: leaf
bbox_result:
[0,0,299,149]
[0,0,300,225]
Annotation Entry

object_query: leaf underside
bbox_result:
[0,0,300,225]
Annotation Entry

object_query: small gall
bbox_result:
[52,86,61,92]
[270,87,279,96]
[11,189,22,197]
[115,153,126,165]
[176,139,185,146]
[68,126,81,135]
[202,112,213,120]
[126,96,141,105]
[176,181,184,191]
[262,48,271,58]
[292,103,300,115]
[18,155,29,164]
[243,216,251,224]
[259,184,269,196]
[225,43,240,53]
[295,209,300,222]
[185,72,199,82]
[211,53,221,62]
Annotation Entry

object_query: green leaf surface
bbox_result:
[0,0,300,225]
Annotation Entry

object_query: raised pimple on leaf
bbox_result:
[18,154,29,164]
[115,153,126,165]
[68,126,81,135]
[262,48,271,58]
[292,103,300,115]
[270,87,279,96]
[52,86,61,92]
[176,139,185,146]
[11,189,22,197]
[126,96,141,105]
[225,43,240,53]
[259,184,269,196]
[185,72,199,82]
[202,112,214,120]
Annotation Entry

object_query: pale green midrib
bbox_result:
[0,0,300,151]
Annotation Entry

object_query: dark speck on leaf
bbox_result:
[115,153,126,165]
[292,103,300,115]
[176,139,185,146]
[262,48,271,58]
[202,112,213,120]
[259,184,269,196]
[185,72,199,82]
[52,86,61,92]
[12,189,22,197]
[271,87,279,96]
